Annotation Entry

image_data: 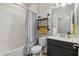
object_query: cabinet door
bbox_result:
[61,48,78,56]
[47,45,61,56]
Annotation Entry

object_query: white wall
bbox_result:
[77,4,79,34]
[0,3,26,55]
[29,4,38,13]
[0,3,52,55]
[29,3,51,17]
[38,3,51,18]
[29,3,52,34]
[4,46,24,56]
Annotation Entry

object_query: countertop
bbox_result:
[46,35,79,44]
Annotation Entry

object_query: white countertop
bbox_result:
[46,36,79,44]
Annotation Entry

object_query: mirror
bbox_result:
[52,3,75,34]
[58,16,71,34]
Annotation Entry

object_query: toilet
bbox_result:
[39,37,47,47]
[31,37,47,56]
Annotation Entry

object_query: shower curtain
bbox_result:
[23,9,37,55]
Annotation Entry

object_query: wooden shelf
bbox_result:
[38,17,48,21]
[39,26,48,27]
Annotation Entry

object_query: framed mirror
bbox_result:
[52,3,75,34]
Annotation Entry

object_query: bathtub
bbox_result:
[3,46,24,56]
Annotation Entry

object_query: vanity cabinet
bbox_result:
[47,39,78,56]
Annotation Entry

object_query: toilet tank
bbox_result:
[39,37,47,46]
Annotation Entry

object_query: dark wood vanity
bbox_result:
[47,39,78,56]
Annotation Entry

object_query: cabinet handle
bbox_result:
[73,44,79,48]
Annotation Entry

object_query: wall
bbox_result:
[4,46,24,56]
[0,3,26,55]
[29,3,51,17]
[29,3,38,13]
[77,4,79,34]
[29,3,52,34]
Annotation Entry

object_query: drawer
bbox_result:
[47,39,78,51]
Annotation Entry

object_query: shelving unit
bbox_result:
[37,17,49,35]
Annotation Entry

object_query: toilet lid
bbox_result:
[31,45,42,53]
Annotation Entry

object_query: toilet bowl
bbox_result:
[31,45,42,55]
[31,37,46,55]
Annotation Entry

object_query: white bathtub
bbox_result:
[3,46,24,56]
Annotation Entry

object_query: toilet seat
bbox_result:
[31,45,42,54]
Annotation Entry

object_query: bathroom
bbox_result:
[0,3,79,56]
